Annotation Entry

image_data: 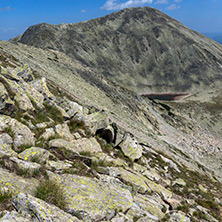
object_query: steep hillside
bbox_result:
[0,41,222,222]
[11,7,222,94]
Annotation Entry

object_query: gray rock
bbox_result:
[49,137,102,154]
[66,101,83,118]
[48,171,133,221]
[0,143,17,158]
[0,76,34,111]
[0,133,13,146]
[18,147,51,164]
[111,213,133,222]
[46,160,72,173]
[0,115,35,149]
[118,133,143,161]
[0,167,39,194]
[0,82,15,115]
[12,193,80,222]
[18,81,44,110]
[30,77,54,99]
[54,123,74,141]
[9,157,41,176]
[0,211,30,222]
[12,64,34,82]
[169,212,190,222]
[84,111,109,136]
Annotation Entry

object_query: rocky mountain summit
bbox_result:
[11,7,222,94]
[0,6,222,222]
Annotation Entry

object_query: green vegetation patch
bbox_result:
[35,179,67,210]
[0,189,14,211]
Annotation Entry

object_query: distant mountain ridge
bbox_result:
[10,7,222,95]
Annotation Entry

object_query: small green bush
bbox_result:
[35,179,67,210]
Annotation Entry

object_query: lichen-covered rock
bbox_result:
[9,118,35,148]
[0,76,34,111]
[49,137,102,154]
[168,212,190,222]
[172,178,186,187]
[9,157,41,176]
[65,100,83,118]
[133,194,165,220]
[0,82,15,115]
[118,133,143,161]
[0,133,13,147]
[39,127,55,140]
[19,81,44,110]
[18,147,51,164]
[0,115,35,148]
[12,193,80,222]
[12,64,34,82]
[111,212,133,222]
[0,144,17,158]
[48,172,133,221]
[0,167,39,194]
[46,160,73,173]
[30,77,54,99]
[109,167,172,199]
[0,211,31,222]
[84,111,109,136]
[54,123,74,141]
[93,152,127,167]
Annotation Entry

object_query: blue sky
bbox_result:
[0,0,222,40]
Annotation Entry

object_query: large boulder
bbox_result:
[12,193,80,222]
[18,81,44,110]
[109,167,172,199]
[0,75,34,111]
[84,111,110,136]
[18,147,51,164]
[49,137,102,154]
[118,133,143,161]
[30,77,54,99]
[12,64,34,82]
[0,167,39,194]
[54,123,74,141]
[48,172,133,221]
[0,115,35,149]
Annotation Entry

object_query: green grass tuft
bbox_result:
[35,179,67,210]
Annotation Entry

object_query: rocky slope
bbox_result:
[0,6,221,222]
[0,41,221,221]
[11,7,222,94]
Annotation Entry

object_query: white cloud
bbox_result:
[166,3,180,10]
[174,0,182,2]
[101,0,153,11]
[155,0,168,4]
[81,9,87,13]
